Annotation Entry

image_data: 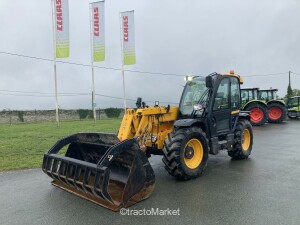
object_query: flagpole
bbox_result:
[119,12,127,113]
[89,3,96,125]
[51,0,60,128]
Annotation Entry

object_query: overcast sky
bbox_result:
[0,0,299,110]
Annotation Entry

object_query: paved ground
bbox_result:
[1,120,300,225]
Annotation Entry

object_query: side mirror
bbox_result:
[205,76,213,89]
[193,104,204,111]
[136,97,142,108]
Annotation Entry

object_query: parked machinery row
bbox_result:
[240,88,290,126]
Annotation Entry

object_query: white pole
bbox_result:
[51,0,60,128]
[89,3,96,125]
[119,12,127,113]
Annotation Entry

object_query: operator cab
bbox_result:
[287,96,300,119]
[241,88,259,104]
[178,71,244,137]
[258,89,278,101]
[287,96,300,109]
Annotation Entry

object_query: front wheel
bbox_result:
[162,127,209,180]
[228,120,253,159]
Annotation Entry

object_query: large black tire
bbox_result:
[228,120,253,159]
[162,127,209,180]
[267,102,287,123]
[288,114,299,119]
[244,103,268,126]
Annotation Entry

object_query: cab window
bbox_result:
[287,98,299,108]
[230,77,240,110]
[259,91,268,100]
[241,90,248,104]
[213,78,229,110]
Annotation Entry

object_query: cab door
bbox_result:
[230,77,241,129]
[209,77,241,137]
[209,78,231,136]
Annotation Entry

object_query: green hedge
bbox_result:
[104,108,122,118]
[18,111,24,122]
[77,109,93,120]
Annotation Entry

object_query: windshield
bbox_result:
[179,77,208,116]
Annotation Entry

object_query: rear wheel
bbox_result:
[228,120,253,159]
[288,114,299,119]
[162,127,209,180]
[244,103,268,126]
[267,102,287,123]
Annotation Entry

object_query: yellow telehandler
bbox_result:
[42,71,253,211]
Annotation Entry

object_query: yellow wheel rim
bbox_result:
[184,138,203,169]
[242,129,251,151]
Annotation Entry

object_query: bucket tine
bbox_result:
[65,163,74,186]
[100,168,113,203]
[82,167,92,194]
[43,155,51,172]
[92,170,106,200]
[58,160,67,184]
[73,165,82,191]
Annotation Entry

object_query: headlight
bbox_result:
[185,75,193,81]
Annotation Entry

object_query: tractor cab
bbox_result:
[241,88,259,105]
[258,89,278,101]
[178,72,244,129]
[287,96,300,119]
[179,72,243,114]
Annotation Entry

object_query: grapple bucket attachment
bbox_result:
[42,133,155,211]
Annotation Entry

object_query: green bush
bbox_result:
[18,111,24,122]
[104,108,122,118]
[77,109,92,120]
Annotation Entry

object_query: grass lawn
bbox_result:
[0,119,121,171]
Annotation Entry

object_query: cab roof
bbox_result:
[259,89,278,92]
[241,87,259,91]
[220,73,244,84]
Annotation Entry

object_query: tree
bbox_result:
[286,71,293,98]
[287,83,293,98]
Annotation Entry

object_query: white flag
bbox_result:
[54,0,69,58]
[121,11,136,65]
[91,1,105,62]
